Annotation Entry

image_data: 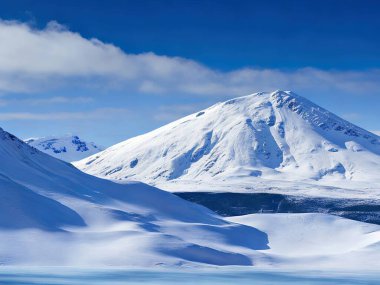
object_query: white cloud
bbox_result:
[0,108,129,121]
[371,131,380,136]
[27,96,93,104]
[0,96,93,106]
[0,20,380,98]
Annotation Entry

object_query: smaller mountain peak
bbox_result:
[24,134,104,162]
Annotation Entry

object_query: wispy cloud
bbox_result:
[0,96,93,106]
[0,108,129,121]
[0,20,380,98]
[26,96,93,105]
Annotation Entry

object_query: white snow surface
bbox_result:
[25,135,103,162]
[228,213,380,269]
[1,127,380,269]
[75,91,380,199]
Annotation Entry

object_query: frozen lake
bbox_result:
[0,267,379,285]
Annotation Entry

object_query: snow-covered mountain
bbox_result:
[25,135,103,162]
[75,91,380,197]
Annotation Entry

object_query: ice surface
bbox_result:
[1,267,380,285]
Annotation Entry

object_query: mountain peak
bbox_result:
[223,90,298,108]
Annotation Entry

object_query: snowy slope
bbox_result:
[75,91,380,197]
[25,135,103,162]
[0,127,269,266]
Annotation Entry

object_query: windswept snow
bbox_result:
[25,135,103,162]
[75,90,380,198]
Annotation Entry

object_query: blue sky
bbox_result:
[0,0,379,146]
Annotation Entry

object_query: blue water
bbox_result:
[0,267,379,285]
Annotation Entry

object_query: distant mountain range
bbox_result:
[25,135,103,162]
